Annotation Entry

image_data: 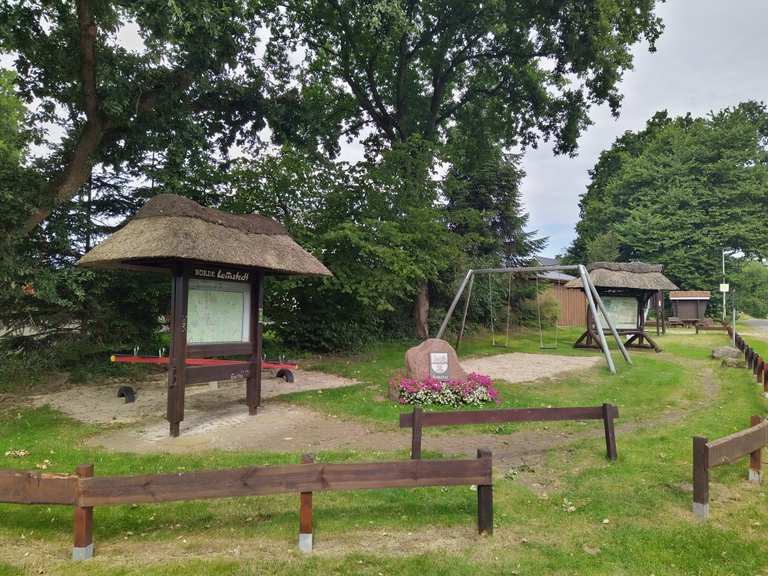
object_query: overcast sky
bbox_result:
[524,0,768,257]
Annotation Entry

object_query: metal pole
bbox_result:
[579,265,616,374]
[456,274,475,352]
[436,270,474,339]
[732,296,737,348]
[587,276,632,365]
[722,249,726,322]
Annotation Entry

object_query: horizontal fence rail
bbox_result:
[0,470,77,505]
[692,416,767,519]
[400,404,619,461]
[77,459,492,507]
[0,454,493,560]
[726,325,768,397]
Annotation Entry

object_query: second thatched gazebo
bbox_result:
[565,262,678,352]
[78,194,331,437]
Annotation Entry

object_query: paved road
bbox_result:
[741,318,768,333]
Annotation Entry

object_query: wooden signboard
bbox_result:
[167,264,264,437]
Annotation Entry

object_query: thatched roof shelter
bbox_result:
[78,194,331,277]
[565,262,677,292]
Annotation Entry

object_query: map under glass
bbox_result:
[596,296,638,330]
[187,279,251,344]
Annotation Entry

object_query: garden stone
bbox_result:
[721,357,745,368]
[712,346,741,360]
[405,338,467,382]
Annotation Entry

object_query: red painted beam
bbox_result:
[110,355,298,370]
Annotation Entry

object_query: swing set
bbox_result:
[483,272,559,349]
[436,264,631,374]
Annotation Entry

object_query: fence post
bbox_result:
[763,368,768,398]
[749,416,763,483]
[476,449,493,535]
[692,437,709,520]
[411,407,423,459]
[757,358,764,384]
[602,403,618,461]
[72,464,94,560]
[298,454,314,553]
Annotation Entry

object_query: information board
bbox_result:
[597,296,638,330]
[187,278,251,344]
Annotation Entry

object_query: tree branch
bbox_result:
[21,0,111,235]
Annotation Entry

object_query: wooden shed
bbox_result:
[669,291,710,323]
[535,257,586,327]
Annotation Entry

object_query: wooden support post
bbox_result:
[763,368,768,398]
[299,454,314,552]
[72,464,94,560]
[476,449,493,535]
[749,416,763,483]
[756,358,763,384]
[602,403,618,461]
[246,271,265,416]
[167,266,189,437]
[692,436,710,519]
[411,407,423,459]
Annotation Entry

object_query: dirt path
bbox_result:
[32,369,358,425]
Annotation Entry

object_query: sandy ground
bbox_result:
[25,352,613,469]
[462,352,601,383]
[32,369,358,426]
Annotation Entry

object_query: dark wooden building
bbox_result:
[669,291,710,323]
[535,257,586,327]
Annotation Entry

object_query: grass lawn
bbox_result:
[0,330,767,574]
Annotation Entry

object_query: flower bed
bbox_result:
[390,372,500,407]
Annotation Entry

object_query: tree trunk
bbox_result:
[414,283,430,339]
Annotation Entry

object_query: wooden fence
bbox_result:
[727,325,768,397]
[693,416,767,519]
[0,454,493,559]
[400,404,619,461]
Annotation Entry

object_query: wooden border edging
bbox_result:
[0,455,493,559]
[400,404,619,461]
[692,416,767,519]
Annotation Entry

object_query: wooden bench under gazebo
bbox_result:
[78,194,331,437]
[566,262,678,353]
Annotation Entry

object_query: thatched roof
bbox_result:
[78,194,332,277]
[565,261,677,291]
[670,290,711,300]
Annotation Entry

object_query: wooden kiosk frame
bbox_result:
[166,263,265,437]
[78,194,331,438]
[573,288,663,352]
[567,262,677,354]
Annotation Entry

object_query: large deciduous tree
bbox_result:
[566,102,768,312]
[268,0,663,334]
[0,0,278,234]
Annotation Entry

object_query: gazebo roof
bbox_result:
[78,194,332,277]
[565,261,678,292]
[670,290,711,300]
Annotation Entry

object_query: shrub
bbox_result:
[390,371,500,407]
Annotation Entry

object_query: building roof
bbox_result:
[535,257,575,283]
[669,290,711,300]
[565,261,678,292]
[78,194,332,277]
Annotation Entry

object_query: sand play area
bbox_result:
[32,352,603,457]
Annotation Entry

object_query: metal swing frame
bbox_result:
[435,264,632,374]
